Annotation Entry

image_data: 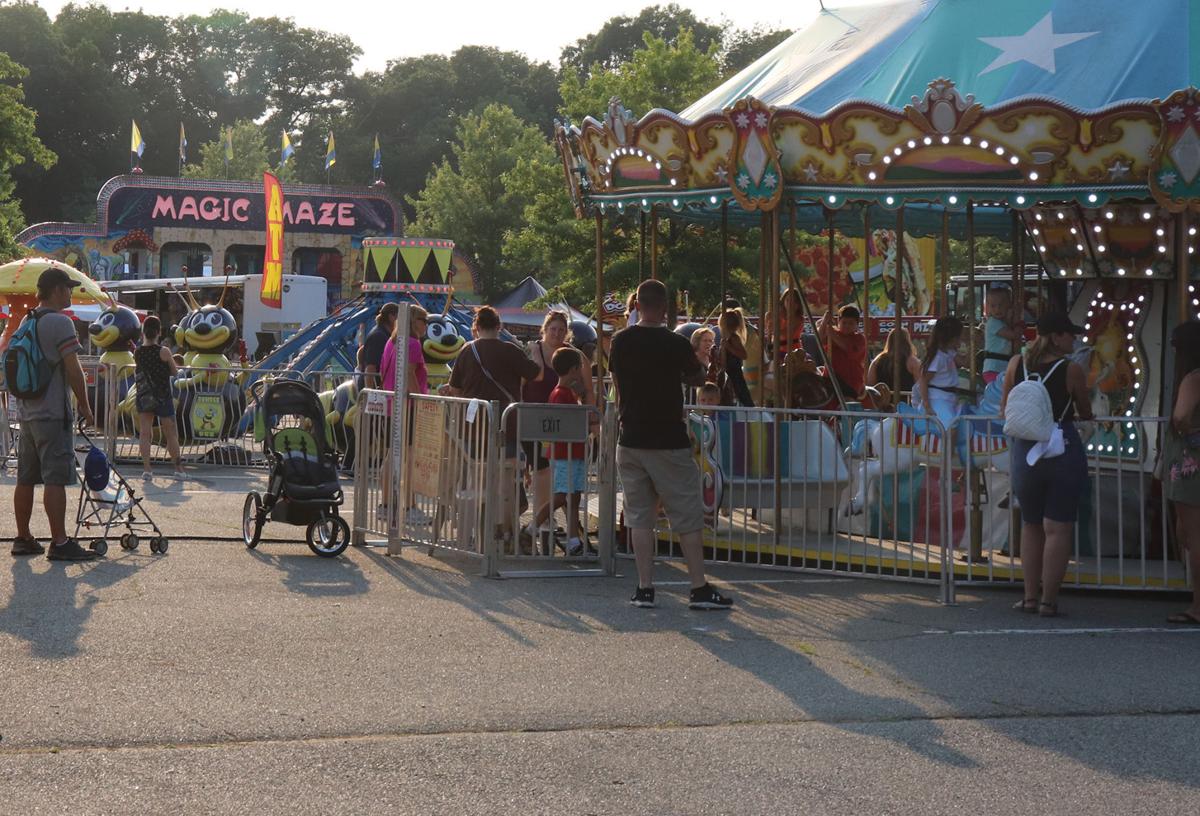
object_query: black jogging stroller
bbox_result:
[242,379,350,557]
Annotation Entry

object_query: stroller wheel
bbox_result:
[156,537,169,555]
[148,537,159,554]
[123,533,140,551]
[306,515,350,558]
[90,538,108,556]
[243,493,263,549]
[119,533,134,551]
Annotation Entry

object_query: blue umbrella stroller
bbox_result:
[74,430,168,555]
[242,380,349,557]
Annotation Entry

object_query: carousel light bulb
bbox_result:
[1127,345,1135,352]
[1146,268,1154,276]
[1084,323,1091,330]
[1134,382,1140,389]
[1088,193,1098,203]
[1156,228,1165,236]
[828,195,837,204]
[1117,268,1126,275]
[1076,268,1083,275]
[948,195,958,205]
[1093,225,1102,233]
[886,196,895,205]
[868,171,877,180]
[995,145,1005,155]
[924,136,933,145]
[1139,294,1147,301]
[908,140,917,148]
[1035,213,1043,221]
[1159,245,1167,253]
[941,135,951,144]
[1040,245,1048,253]
[980,140,990,149]
[1032,228,1040,235]
[1105,210,1115,219]
[1029,171,1039,180]
[1070,227,1078,234]
[1061,270,1068,277]
[641,198,648,207]
[709,195,718,204]
[962,136,972,145]
[883,156,892,164]
[671,198,679,207]
[670,178,677,186]
[1097,245,1106,252]
[1017,195,1026,205]
[1130,396,1138,403]
[1134,368,1141,375]
[894,147,903,156]
[1108,445,1115,452]
[1057,211,1065,220]
[1010,155,1020,165]
[1131,356,1139,363]
[1076,244,1084,251]
[1088,310,1094,317]
[1142,211,1153,220]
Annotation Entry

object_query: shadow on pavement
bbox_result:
[1,553,149,659]
[246,547,369,597]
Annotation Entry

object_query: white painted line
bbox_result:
[924,627,1200,636]
[656,578,847,586]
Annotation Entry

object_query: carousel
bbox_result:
[554,0,1200,587]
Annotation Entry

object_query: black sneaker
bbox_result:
[688,583,733,610]
[11,537,44,556]
[46,539,101,562]
[630,586,656,608]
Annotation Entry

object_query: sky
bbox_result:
[31,0,824,72]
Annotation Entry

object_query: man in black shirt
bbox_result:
[609,280,733,610]
[360,302,398,388]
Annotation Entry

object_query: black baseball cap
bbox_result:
[1036,312,1084,336]
[37,266,82,292]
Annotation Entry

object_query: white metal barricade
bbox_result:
[945,414,1186,599]
[497,401,612,578]
[611,404,951,600]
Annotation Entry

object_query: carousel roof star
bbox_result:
[1107,159,1132,180]
[736,171,751,189]
[735,112,750,129]
[802,163,820,182]
[1168,106,1187,123]
[754,111,769,128]
[978,13,1098,76]
[1159,170,1179,187]
[763,171,778,188]
[714,164,729,183]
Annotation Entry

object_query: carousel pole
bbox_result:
[940,210,950,316]
[894,206,906,399]
[595,210,605,380]
[758,213,769,406]
[720,202,729,308]
[1010,209,1024,559]
[862,206,872,383]
[825,207,837,372]
[966,199,984,564]
[785,202,796,408]
[649,205,659,281]
[638,211,647,280]
[1011,210,1021,356]
[1179,211,1191,325]
[770,206,783,555]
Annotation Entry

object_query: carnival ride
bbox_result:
[553,0,1200,576]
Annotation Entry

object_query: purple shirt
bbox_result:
[380,335,428,395]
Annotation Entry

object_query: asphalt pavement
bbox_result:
[1,468,1198,814]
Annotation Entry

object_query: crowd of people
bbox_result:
[7,268,1199,622]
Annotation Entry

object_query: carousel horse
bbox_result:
[688,410,724,524]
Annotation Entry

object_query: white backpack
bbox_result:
[1003,358,1068,442]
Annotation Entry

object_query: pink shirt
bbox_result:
[380,335,428,395]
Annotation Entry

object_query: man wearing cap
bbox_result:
[359,302,397,389]
[11,267,99,561]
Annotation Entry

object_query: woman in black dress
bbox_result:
[134,314,183,480]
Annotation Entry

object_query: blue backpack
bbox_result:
[3,309,58,399]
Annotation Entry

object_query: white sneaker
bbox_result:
[141,471,153,481]
[172,470,185,481]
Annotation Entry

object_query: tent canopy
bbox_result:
[684,0,1200,118]
[493,276,591,328]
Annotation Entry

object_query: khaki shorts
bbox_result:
[17,418,77,487]
[617,446,703,534]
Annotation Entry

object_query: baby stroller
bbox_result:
[242,379,349,557]
[75,430,168,555]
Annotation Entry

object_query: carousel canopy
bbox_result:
[683,0,1200,119]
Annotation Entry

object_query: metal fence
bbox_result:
[619,404,952,597]
[350,389,500,574]
[944,414,1185,600]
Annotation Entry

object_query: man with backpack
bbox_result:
[6,267,99,560]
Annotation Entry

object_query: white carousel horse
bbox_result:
[844,346,1094,517]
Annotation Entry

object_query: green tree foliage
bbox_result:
[0,51,55,258]
[559,30,721,123]
[182,121,297,184]
[721,25,794,75]
[410,104,557,300]
[560,4,721,78]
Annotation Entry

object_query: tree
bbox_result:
[559,30,721,123]
[0,52,56,258]
[560,4,721,78]
[409,104,557,300]
[721,25,793,76]
[182,121,297,183]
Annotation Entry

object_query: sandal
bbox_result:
[1166,610,1200,626]
[1038,601,1063,618]
[1012,598,1038,613]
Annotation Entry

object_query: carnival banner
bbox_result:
[261,172,284,309]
